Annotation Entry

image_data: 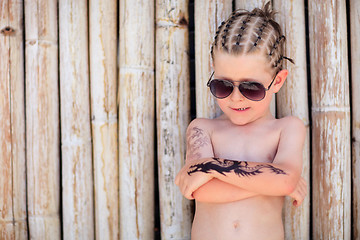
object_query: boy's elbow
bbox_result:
[276,163,301,195]
[283,181,296,195]
[282,174,299,195]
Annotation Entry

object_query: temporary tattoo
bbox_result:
[187,158,287,177]
[186,127,210,160]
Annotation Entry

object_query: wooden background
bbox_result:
[0,0,358,239]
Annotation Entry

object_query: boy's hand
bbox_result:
[288,177,307,207]
[175,159,214,200]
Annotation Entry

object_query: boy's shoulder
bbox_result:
[187,117,214,132]
[187,116,226,132]
[276,115,306,137]
[277,115,305,128]
[186,117,225,140]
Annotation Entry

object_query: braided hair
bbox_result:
[211,2,293,73]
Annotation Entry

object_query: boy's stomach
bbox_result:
[191,195,285,240]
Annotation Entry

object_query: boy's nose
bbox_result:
[230,86,245,101]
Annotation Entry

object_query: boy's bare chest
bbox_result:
[211,126,281,163]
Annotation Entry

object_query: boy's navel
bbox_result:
[233,220,241,230]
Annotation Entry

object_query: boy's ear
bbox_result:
[272,69,288,93]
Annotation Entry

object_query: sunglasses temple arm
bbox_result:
[207,71,215,86]
[266,74,277,90]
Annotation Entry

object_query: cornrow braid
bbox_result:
[273,55,283,68]
[250,19,269,51]
[211,1,294,73]
[234,15,252,51]
[269,35,285,56]
[211,21,226,56]
[221,22,232,50]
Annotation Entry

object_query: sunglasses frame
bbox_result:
[206,71,277,101]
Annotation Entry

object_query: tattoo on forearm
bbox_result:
[187,158,287,177]
[186,127,210,160]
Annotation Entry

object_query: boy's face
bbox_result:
[212,51,282,125]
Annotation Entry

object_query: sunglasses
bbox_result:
[207,72,277,101]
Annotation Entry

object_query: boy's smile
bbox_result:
[212,50,287,125]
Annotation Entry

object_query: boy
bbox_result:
[175,3,307,239]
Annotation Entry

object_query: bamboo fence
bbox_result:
[59,0,94,239]
[89,0,119,239]
[118,0,155,239]
[0,0,358,239]
[351,0,360,239]
[309,1,351,239]
[25,0,61,238]
[155,0,192,239]
[0,1,27,239]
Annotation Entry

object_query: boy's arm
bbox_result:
[176,118,257,202]
[288,176,307,207]
[176,117,306,199]
[192,178,259,203]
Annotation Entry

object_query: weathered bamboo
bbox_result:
[350,1,360,239]
[0,1,27,239]
[195,0,232,118]
[89,0,119,239]
[25,0,61,238]
[0,53,14,238]
[273,1,310,239]
[234,0,276,116]
[118,0,155,239]
[59,0,94,239]
[155,0,192,239]
[308,1,351,239]
[235,0,268,11]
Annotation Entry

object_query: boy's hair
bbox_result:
[211,2,293,73]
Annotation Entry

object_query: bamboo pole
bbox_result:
[155,0,192,239]
[59,0,94,238]
[350,1,360,239]
[0,1,27,239]
[195,0,232,118]
[273,1,310,239]
[25,0,61,238]
[0,30,14,238]
[118,0,155,239]
[308,1,351,239]
[89,0,119,239]
[235,0,268,11]
[234,0,276,117]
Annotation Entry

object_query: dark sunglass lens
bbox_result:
[209,80,233,99]
[239,82,266,101]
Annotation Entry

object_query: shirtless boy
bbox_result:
[175,3,307,240]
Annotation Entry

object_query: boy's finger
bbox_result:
[184,187,194,200]
[186,193,194,200]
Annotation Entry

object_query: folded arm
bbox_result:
[175,118,260,203]
[175,117,306,201]
[210,117,306,196]
[187,156,298,197]
[192,178,259,203]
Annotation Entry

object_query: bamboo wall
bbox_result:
[0,0,358,239]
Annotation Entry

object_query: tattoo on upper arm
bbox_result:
[187,158,287,177]
[186,127,211,160]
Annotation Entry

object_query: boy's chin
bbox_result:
[228,117,252,126]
